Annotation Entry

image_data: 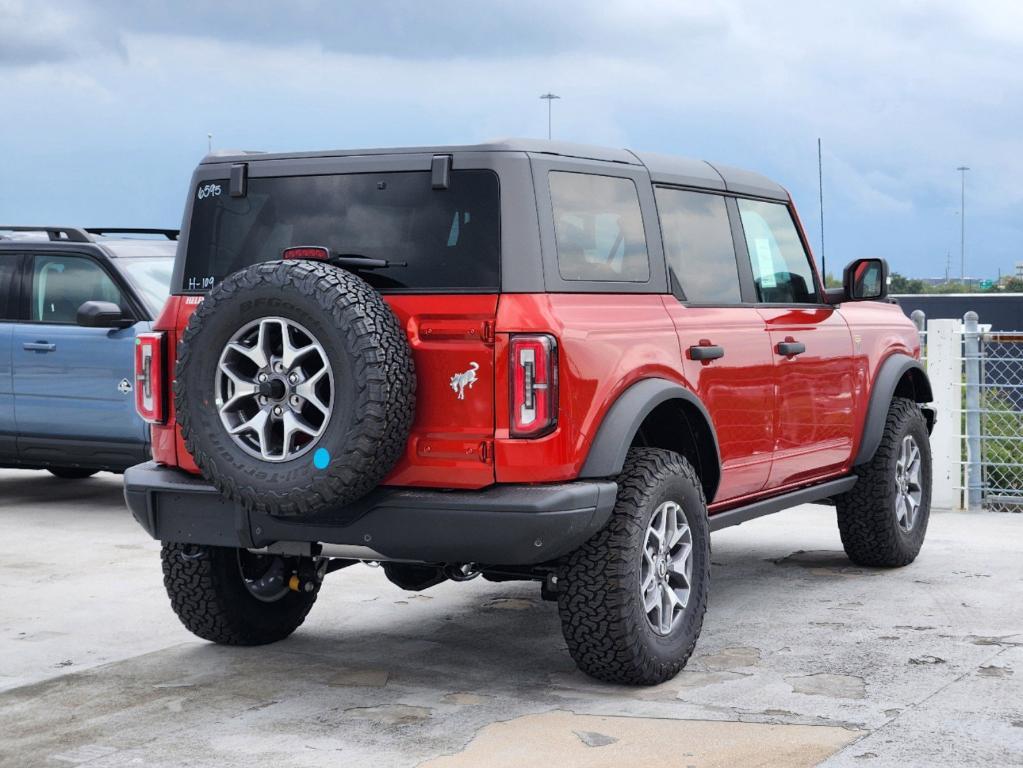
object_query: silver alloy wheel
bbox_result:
[215,317,333,462]
[894,434,923,532]
[640,500,694,636]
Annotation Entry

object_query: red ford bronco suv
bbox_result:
[125,140,935,685]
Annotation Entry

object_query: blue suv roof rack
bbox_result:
[0,226,92,242]
[85,228,179,241]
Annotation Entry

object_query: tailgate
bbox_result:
[381,295,498,489]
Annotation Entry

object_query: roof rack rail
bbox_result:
[85,228,179,241]
[0,226,92,243]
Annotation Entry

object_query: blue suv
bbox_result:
[0,227,175,478]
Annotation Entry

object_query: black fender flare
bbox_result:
[853,353,933,466]
[578,378,721,497]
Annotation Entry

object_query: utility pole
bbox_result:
[957,165,969,281]
[817,138,825,281]
[540,93,560,140]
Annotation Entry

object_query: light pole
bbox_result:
[957,165,969,281]
[207,133,213,153]
[540,93,560,140]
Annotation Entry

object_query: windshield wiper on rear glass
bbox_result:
[332,253,407,270]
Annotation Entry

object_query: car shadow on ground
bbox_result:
[0,470,124,512]
[150,537,884,703]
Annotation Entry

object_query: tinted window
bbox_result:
[738,199,819,304]
[656,188,740,303]
[29,255,124,323]
[118,257,173,316]
[182,170,499,293]
[549,172,649,282]
[0,256,19,320]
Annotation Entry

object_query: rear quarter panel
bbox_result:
[493,293,686,483]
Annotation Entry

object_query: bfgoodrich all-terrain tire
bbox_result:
[161,543,317,645]
[175,260,415,517]
[558,448,710,685]
[836,397,932,567]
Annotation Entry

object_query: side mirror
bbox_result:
[828,258,889,303]
[77,300,131,328]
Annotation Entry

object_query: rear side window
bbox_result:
[549,172,649,282]
[182,170,500,293]
[655,188,740,304]
[737,199,819,304]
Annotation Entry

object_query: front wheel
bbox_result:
[557,448,710,685]
[161,543,319,645]
[836,397,932,567]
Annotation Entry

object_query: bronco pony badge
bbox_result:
[450,362,479,400]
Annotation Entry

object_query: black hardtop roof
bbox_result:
[201,138,789,201]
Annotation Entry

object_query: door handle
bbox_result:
[23,341,56,352]
[688,343,725,361]
[776,340,806,357]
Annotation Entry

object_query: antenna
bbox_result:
[817,138,825,281]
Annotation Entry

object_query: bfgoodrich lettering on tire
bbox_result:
[837,397,932,567]
[175,260,415,517]
[557,447,710,685]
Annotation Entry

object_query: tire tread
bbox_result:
[558,447,709,685]
[161,543,316,645]
[837,397,931,567]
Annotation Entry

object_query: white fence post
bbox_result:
[963,312,983,509]
[927,318,962,510]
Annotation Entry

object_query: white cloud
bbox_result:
[0,0,1020,274]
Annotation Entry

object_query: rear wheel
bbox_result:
[161,543,319,645]
[48,468,98,480]
[557,448,710,685]
[837,397,932,567]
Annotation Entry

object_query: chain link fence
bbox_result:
[915,311,1023,512]
[974,328,1023,512]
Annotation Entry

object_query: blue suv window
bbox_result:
[0,256,18,320]
[29,255,123,324]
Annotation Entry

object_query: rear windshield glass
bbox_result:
[182,170,499,293]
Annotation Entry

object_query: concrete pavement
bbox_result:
[0,468,1020,767]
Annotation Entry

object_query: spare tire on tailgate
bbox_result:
[175,259,415,517]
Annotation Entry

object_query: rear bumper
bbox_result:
[124,462,617,565]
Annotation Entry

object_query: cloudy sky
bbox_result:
[1,0,1020,280]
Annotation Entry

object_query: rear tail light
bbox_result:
[135,332,166,424]
[510,334,558,438]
